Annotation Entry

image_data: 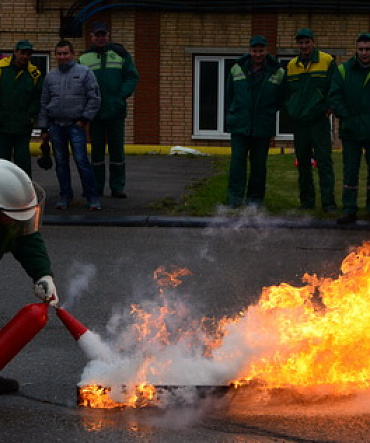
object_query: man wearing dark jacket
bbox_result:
[0,159,58,393]
[226,35,285,208]
[329,33,370,224]
[79,22,139,198]
[285,28,337,212]
[0,40,42,177]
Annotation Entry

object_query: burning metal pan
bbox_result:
[77,384,233,409]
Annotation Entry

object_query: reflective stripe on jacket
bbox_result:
[226,53,285,137]
[285,49,336,124]
[79,43,139,121]
[329,56,370,140]
[0,56,42,134]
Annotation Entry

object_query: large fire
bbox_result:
[78,242,370,408]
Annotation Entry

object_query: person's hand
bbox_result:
[34,276,59,306]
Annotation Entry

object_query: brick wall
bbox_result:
[1,3,370,149]
[159,12,252,148]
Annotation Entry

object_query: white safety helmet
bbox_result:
[0,160,45,235]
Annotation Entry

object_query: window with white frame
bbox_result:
[276,56,294,140]
[193,54,293,141]
[193,55,237,140]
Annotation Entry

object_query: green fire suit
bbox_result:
[0,226,52,282]
[226,53,285,207]
[285,49,337,209]
[0,57,42,178]
[329,56,370,215]
[79,43,139,195]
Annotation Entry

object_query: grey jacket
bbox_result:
[38,61,101,128]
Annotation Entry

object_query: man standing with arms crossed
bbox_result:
[285,28,337,212]
[79,22,139,198]
[329,33,370,224]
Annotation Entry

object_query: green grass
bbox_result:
[164,152,368,218]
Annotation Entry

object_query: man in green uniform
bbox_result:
[79,22,139,198]
[285,28,337,212]
[329,33,370,224]
[0,160,58,394]
[226,35,285,208]
[0,40,43,178]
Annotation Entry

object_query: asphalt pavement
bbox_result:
[33,154,216,226]
[31,153,370,230]
[1,225,370,442]
[1,154,370,441]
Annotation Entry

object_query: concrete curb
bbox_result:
[43,214,370,230]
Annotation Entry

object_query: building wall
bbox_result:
[160,12,252,147]
[1,2,370,149]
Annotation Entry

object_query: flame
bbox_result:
[78,383,158,409]
[79,246,370,408]
[232,241,370,395]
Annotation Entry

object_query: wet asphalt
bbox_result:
[1,155,370,442]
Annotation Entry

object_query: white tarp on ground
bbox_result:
[169,146,210,156]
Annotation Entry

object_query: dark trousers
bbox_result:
[294,115,335,208]
[89,117,126,195]
[0,132,32,177]
[341,139,370,214]
[227,134,270,207]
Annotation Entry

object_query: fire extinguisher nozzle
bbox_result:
[56,307,88,341]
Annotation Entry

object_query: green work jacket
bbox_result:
[226,53,285,138]
[0,56,42,134]
[79,43,139,121]
[329,56,370,141]
[0,228,52,282]
[284,49,337,124]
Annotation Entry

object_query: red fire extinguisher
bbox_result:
[0,303,49,371]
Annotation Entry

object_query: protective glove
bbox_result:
[34,275,59,306]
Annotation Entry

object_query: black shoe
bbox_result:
[337,214,357,225]
[111,190,127,199]
[0,376,19,394]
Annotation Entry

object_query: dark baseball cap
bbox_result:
[91,22,109,35]
[356,32,370,42]
[15,39,33,51]
[249,35,267,47]
[295,28,314,39]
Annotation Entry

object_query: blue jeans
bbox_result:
[49,124,98,202]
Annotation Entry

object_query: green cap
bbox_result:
[249,35,267,47]
[357,32,370,42]
[295,28,314,39]
[15,39,33,51]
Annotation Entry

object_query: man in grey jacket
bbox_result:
[39,40,101,210]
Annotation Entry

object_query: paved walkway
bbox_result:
[31,155,369,229]
[32,155,214,223]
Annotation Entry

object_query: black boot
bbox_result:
[0,376,19,394]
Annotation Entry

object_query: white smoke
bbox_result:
[62,261,96,310]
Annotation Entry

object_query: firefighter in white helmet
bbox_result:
[0,159,58,394]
